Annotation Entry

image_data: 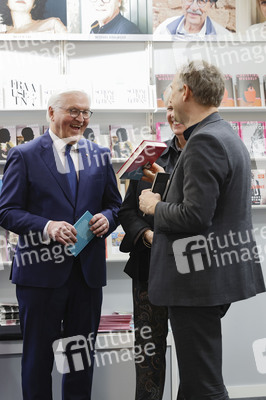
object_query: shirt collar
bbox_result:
[177,17,207,38]
[48,129,79,153]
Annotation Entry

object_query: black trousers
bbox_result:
[133,280,168,400]
[169,305,231,400]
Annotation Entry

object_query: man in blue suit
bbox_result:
[0,89,121,399]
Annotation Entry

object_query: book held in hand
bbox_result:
[116,140,167,180]
[68,211,95,257]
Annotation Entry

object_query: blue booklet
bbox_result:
[69,211,95,257]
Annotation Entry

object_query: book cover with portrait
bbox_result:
[239,121,266,158]
[221,75,235,107]
[16,125,41,145]
[0,125,16,161]
[236,74,262,107]
[0,0,67,34]
[155,74,175,108]
[152,0,236,38]
[83,124,101,145]
[251,169,266,205]
[109,125,135,159]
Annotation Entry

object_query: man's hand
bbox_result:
[142,162,165,183]
[47,221,77,245]
[139,189,161,215]
[143,229,154,245]
[89,213,109,237]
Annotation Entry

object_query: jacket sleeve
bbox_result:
[155,133,229,233]
[0,147,49,234]
[118,180,153,252]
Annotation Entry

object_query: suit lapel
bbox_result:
[40,131,75,207]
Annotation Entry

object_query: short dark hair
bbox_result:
[116,128,128,142]
[21,127,34,141]
[0,128,11,143]
[0,0,47,25]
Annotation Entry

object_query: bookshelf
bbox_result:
[0,4,266,396]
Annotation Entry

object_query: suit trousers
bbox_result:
[133,280,168,400]
[168,305,230,400]
[16,258,102,400]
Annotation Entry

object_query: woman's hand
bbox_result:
[142,162,165,183]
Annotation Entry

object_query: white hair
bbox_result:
[46,89,91,122]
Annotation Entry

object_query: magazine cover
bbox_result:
[16,125,41,145]
[106,225,127,261]
[251,169,266,205]
[264,75,266,106]
[0,0,67,34]
[221,75,235,107]
[155,74,175,108]
[228,121,240,136]
[152,0,236,38]
[110,125,135,159]
[83,125,101,145]
[239,121,266,158]
[156,122,173,142]
[236,74,262,107]
[0,125,16,161]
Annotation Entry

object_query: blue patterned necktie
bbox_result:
[65,144,77,200]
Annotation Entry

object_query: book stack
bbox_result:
[0,303,20,326]
[98,313,133,332]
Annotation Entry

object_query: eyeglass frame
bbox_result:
[57,107,93,120]
[89,0,111,3]
[184,0,212,7]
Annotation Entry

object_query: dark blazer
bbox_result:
[149,113,265,306]
[0,131,121,288]
[119,138,182,282]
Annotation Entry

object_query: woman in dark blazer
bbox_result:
[118,98,186,400]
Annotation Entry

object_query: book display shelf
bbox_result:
[0,0,266,398]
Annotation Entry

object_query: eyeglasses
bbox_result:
[89,0,111,3]
[185,0,210,7]
[59,108,93,119]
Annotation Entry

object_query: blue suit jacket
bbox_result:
[0,131,121,288]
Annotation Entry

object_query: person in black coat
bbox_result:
[119,95,186,400]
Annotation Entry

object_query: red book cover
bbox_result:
[116,140,167,180]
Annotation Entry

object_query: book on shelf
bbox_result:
[251,169,266,205]
[239,121,266,157]
[116,140,167,180]
[105,225,126,261]
[4,78,41,109]
[235,74,262,107]
[110,125,135,159]
[0,125,16,161]
[98,313,132,332]
[16,124,41,145]
[263,75,266,106]
[221,75,235,107]
[156,122,173,142]
[83,124,101,145]
[228,121,240,135]
[155,74,175,108]
[92,83,150,109]
[0,303,20,326]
